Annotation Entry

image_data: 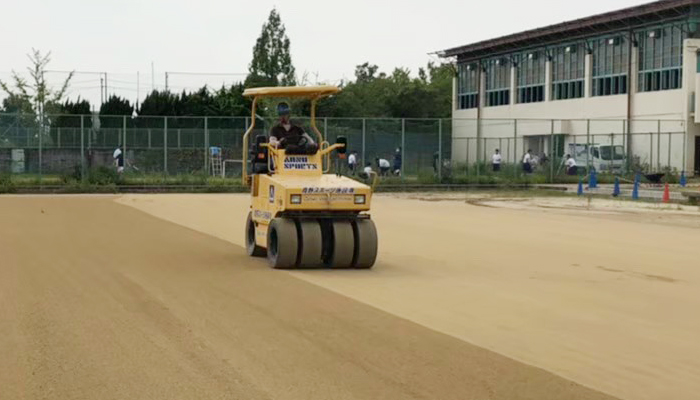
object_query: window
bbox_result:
[591,36,629,96]
[551,44,585,100]
[485,58,511,107]
[638,24,686,92]
[516,50,545,103]
[457,63,479,109]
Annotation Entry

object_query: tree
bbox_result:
[246,8,296,87]
[0,49,74,125]
[100,95,133,128]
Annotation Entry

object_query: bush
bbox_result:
[87,166,120,185]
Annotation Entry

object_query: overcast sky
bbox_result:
[0,0,647,109]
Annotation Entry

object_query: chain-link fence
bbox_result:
[0,113,691,184]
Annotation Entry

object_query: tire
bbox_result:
[246,212,266,257]
[298,220,324,268]
[267,218,299,269]
[328,220,355,269]
[352,219,378,269]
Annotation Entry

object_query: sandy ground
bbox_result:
[113,193,700,400]
[0,195,618,400]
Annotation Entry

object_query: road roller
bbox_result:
[242,85,378,269]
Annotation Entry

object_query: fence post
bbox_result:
[400,119,405,181]
[123,115,127,172]
[550,119,555,183]
[513,119,518,178]
[466,138,470,175]
[438,119,442,181]
[204,116,209,174]
[148,129,152,149]
[57,127,61,149]
[324,117,328,140]
[668,132,672,171]
[682,130,687,173]
[362,118,367,168]
[80,115,85,182]
[586,119,591,171]
[164,117,168,175]
[657,120,661,171]
[38,120,43,182]
[610,132,614,173]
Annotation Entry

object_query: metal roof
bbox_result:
[440,0,700,61]
[242,85,340,98]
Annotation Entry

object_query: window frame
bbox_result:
[456,63,480,109]
[551,43,586,100]
[484,58,511,107]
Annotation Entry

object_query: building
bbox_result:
[440,0,700,174]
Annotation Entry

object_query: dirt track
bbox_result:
[116,193,700,400]
[0,195,620,400]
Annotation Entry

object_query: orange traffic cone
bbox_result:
[663,183,670,203]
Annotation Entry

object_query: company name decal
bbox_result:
[284,156,318,170]
[302,187,355,194]
[253,210,272,220]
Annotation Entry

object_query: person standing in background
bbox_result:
[348,150,358,175]
[522,149,533,174]
[491,149,502,172]
[393,147,402,176]
[113,145,124,174]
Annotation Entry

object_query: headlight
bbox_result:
[354,194,366,204]
[290,194,302,204]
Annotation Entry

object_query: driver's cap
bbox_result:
[277,102,290,116]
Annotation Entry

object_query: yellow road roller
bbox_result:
[242,86,378,269]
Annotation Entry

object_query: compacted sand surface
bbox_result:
[2,193,699,399]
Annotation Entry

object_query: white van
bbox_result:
[568,143,625,173]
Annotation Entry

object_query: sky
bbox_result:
[0,0,647,109]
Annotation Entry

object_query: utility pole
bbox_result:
[104,72,108,100]
[136,71,140,108]
[151,62,155,91]
[165,72,169,91]
[100,77,104,104]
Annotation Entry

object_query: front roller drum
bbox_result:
[267,218,298,269]
[352,219,378,269]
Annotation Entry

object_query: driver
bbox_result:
[269,102,316,149]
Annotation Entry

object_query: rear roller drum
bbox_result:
[297,220,324,268]
[267,218,298,269]
[328,220,355,269]
[352,219,378,269]
[245,212,266,257]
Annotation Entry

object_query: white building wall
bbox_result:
[451,39,700,173]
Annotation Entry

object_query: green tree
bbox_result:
[0,49,74,125]
[100,95,133,128]
[246,8,296,87]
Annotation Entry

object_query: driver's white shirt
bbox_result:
[378,159,390,168]
[364,166,373,174]
[113,148,122,159]
[348,154,357,165]
[566,158,577,167]
[523,153,531,164]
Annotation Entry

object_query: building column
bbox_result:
[544,59,552,102]
[682,38,700,175]
[584,53,592,98]
[509,64,517,105]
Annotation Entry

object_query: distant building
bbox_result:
[440,0,700,174]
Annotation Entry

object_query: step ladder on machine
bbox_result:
[210,147,223,177]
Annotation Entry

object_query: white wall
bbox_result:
[451,39,699,172]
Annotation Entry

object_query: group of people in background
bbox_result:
[489,148,578,175]
[349,147,402,179]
